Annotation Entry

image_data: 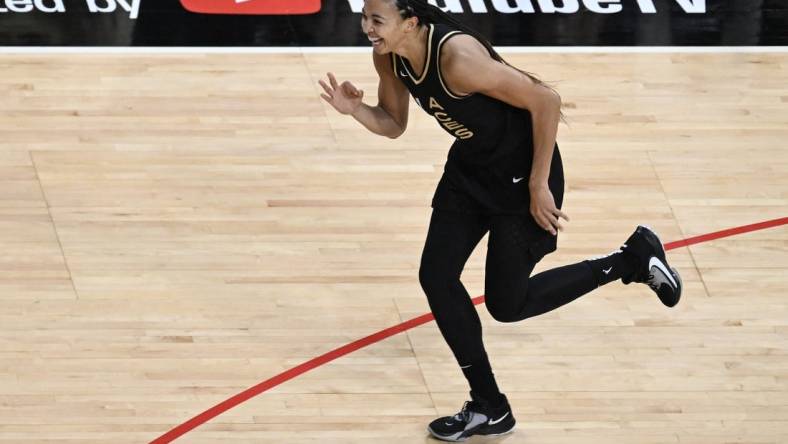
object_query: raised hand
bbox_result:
[318,72,364,115]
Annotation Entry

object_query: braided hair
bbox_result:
[393,0,562,109]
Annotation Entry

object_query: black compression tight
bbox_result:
[418,208,632,404]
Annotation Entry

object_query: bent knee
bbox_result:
[418,263,456,295]
[485,288,531,323]
[486,304,521,323]
[418,264,436,291]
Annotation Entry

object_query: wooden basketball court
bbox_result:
[0,50,786,443]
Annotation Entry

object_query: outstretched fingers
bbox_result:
[327,72,339,90]
[318,79,334,101]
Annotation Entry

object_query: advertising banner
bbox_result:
[0,0,784,46]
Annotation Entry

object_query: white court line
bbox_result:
[0,46,786,54]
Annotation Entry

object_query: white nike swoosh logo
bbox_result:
[399,70,408,77]
[603,267,612,275]
[460,364,472,369]
[649,257,677,288]
[512,177,525,183]
[488,411,509,425]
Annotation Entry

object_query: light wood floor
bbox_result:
[0,50,786,443]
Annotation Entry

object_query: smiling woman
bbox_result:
[317,0,684,441]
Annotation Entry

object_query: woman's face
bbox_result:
[361,0,416,54]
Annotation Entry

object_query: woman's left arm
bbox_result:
[441,35,568,235]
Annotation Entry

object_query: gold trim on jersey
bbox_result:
[437,30,473,100]
[398,23,434,85]
[391,51,397,77]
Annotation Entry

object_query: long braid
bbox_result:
[394,0,563,115]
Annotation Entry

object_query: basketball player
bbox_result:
[318,0,683,441]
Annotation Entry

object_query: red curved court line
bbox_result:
[151,216,787,443]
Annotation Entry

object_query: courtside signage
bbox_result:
[175,0,705,16]
[346,0,707,14]
[0,0,141,18]
[179,0,321,15]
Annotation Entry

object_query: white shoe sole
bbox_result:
[427,424,516,441]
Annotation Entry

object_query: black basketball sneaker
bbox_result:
[427,392,515,442]
[621,225,683,307]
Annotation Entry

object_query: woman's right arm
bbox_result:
[319,52,410,139]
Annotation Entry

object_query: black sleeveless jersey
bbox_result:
[392,23,563,215]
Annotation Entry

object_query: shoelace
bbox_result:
[646,273,661,292]
[452,401,473,423]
